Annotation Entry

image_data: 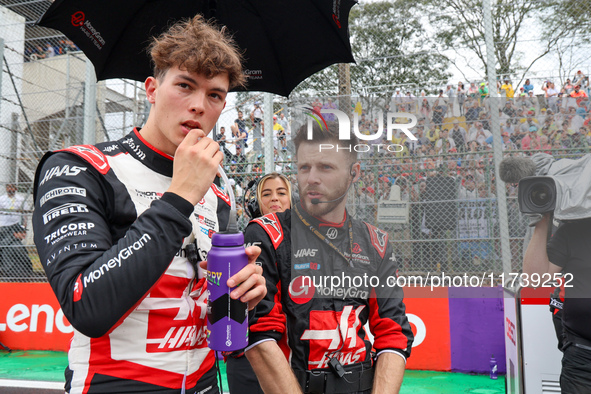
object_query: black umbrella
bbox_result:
[38,0,356,97]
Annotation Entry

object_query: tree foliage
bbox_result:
[416,0,571,81]
[292,0,451,98]
[542,0,591,35]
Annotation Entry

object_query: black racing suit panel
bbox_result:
[246,207,413,374]
[33,129,229,393]
[547,219,591,343]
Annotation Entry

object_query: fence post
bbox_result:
[264,92,273,174]
[83,58,96,145]
[483,0,512,276]
[0,37,3,120]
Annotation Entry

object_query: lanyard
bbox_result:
[294,204,354,268]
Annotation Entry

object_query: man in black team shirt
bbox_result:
[524,214,591,393]
[32,15,266,394]
[231,110,248,149]
[245,122,413,393]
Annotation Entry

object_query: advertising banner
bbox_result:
[0,282,72,351]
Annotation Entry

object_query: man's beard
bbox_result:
[299,178,350,219]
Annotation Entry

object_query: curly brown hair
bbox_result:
[149,15,246,89]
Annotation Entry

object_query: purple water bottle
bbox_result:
[206,231,248,351]
[489,354,498,380]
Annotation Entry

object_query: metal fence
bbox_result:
[0,0,589,281]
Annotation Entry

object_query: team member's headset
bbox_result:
[243,173,293,219]
[244,177,262,219]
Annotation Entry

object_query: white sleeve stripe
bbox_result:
[244,338,276,353]
[376,350,407,364]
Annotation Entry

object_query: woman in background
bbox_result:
[226,172,291,394]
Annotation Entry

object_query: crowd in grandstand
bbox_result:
[216,74,589,271]
[24,39,79,61]
[221,73,589,197]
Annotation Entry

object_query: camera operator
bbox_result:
[523,213,591,392]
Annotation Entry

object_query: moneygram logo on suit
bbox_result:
[301,107,418,153]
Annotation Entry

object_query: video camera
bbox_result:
[500,153,591,220]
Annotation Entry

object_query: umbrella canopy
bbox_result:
[38,0,356,97]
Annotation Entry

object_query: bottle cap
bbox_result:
[212,231,244,247]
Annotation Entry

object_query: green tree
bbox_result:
[292,0,451,102]
[349,1,450,94]
[416,0,570,82]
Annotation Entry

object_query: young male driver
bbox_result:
[245,122,413,393]
[32,16,266,394]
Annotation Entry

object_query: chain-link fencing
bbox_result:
[0,0,589,281]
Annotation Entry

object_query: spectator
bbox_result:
[432,90,447,125]
[571,107,586,131]
[224,143,247,172]
[404,91,416,113]
[502,132,517,151]
[0,183,32,279]
[478,110,491,131]
[272,115,286,151]
[520,115,539,134]
[477,182,495,199]
[503,100,517,119]
[450,119,467,152]
[32,45,46,60]
[554,106,569,127]
[465,96,480,122]
[457,82,467,116]
[426,124,440,143]
[498,107,510,125]
[526,91,538,110]
[393,88,404,111]
[520,127,540,150]
[467,121,492,146]
[420,96,431,119]
[570,84,588,108]
[231,110,248,149]
[514,107,527,125]
[308,97,321,114]
[500,78,515,98]
[538,107,548,124]
[459,174,478,199]
[217,126,227,148]
[277,111,290,141]
[321,97,337,121]
[478,82,489,101]
[572,129,589,151]
[523,79,534,94]
[445,85,455,116]
[573,70,588,89]
[542,81,559,112]
[502,119,516,138]
[435,128,456,154]
[251,101,264,152]
[406,127,424,154]
[45,43,55,58]
[563,78,574,95]
[559,120,573,136]
[467,82,479,98]
[541,135,554,152]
